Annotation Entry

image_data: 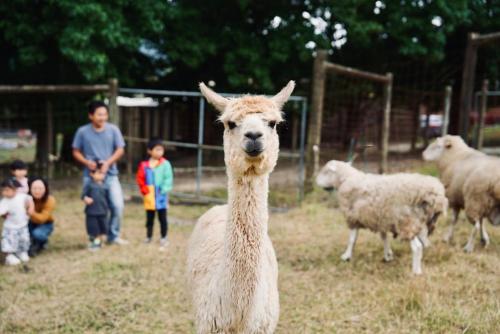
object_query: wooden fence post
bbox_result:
[380,73,393,173]
[441,85,452,136]
[108,78,119,125]
[46,99,54,179]
[458,33,479,140]
[476,79,489,150]
[304,50,328,192]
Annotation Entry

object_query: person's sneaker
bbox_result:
[88,239,102,251]
[144,237,152,244]
[16,252,30,263]
[109,237,129,246]
[5,254,21,266]
[159,237,169,249]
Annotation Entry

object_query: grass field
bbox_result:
[0,147,36,164]
[0,188,499,333]
[483,125,500,146]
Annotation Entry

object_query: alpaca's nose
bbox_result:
[244,131,264,157]
[244,132,263,141]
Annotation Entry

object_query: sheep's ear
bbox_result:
[443,137,452,149]
[328,161,337,171]
[199,83,229,112]
[271,80,295,109]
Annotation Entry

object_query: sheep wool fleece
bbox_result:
[338,170,447,240]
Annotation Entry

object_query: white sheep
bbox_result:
[316,160,448,275]
[423,135,500,252]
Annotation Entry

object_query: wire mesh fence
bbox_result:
[117,88,308,208]
[472,90,500,154]
[320,73,386,169]
[314,60,452,174]
[0,92,103,180]
[0,86,308,208]
[391,87,451,151]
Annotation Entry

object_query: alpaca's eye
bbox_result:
[268,121,276,129]
[227,121,237,130]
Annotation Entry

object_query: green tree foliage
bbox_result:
[0,0,498,90]
[0,0,168,84]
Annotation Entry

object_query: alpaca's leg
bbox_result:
[381,232,393,262]
[464,220,480,253]
[443,208,459,243]
[410,237,423,275]
[480,219,490,247]
[341,228,358,261]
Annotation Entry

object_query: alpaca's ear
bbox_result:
[271,80,295,109]
[199,83,229,112]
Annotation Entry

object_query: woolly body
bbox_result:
[423,135,500,251]
[316,161,447,274]
[463,158,500,224]
[425,135,485,212]
[326,162,447,240]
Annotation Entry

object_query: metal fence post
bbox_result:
[442,85,452,136]
[380,73,393,174]
[196,97,205,195]
[298,98,308,202]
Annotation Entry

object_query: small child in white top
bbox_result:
[0,178,33,265]
[10,160,29,194]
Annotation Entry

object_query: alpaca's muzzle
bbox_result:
[244,140,263,157]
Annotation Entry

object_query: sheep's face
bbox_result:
[423,137,447,161]
[423,135,462,161]
[200,81,295,176]
[316,161,341,190]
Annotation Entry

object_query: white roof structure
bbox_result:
[117,96,159,107]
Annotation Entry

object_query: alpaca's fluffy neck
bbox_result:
[223,170,269,316]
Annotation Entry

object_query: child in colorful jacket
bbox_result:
[136,138,174,248]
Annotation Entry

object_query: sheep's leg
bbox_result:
[341,228,358,261]
[480,219,490,247]
[443,208,459,243]
[489,207,500,226]
[410,237,423,275]
[381,232,393,262]
[463,220,480,253]
[418,225,431,248]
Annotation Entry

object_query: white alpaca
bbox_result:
[187,81,295,333]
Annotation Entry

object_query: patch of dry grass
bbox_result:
[1,190,499,333]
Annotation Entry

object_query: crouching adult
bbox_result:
[28,177,56,256]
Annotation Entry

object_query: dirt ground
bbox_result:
[0,185,499,333]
